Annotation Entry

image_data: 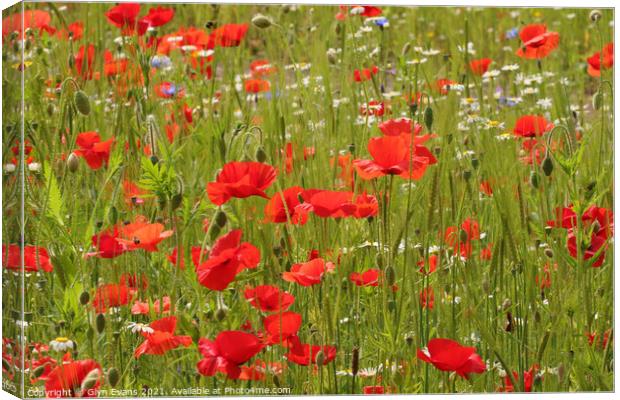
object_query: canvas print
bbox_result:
[1,2,615,398]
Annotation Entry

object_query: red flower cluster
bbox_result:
[2,244,54,273]
[207,161,277,205]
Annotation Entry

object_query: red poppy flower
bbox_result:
[352,192,379,218]
[55,21,84,41]
[480,243,493,261]
[134,316,192,358]
[105,3,173,36]
[74,44,96,80]
[207,161,277,205]
[264,186,309,225]
[469,58,492,75]
[197,330,264,379]
[92,283,134,313]
[167,246,206,270]
[196,229,260,291]
[123,179,148,207]
[350,269,380,287]
[480,180,493,196]
[420,286,434,309]
[378,118,433,144]
[86,227,126,259]
[284,339,337,366]
[336,5,382,20]
[359,100,388,116]
[499,365,539,392]
[282,258,333,287]
[208,23,249,47]
[74,132,114,170]
[282,142,316,174]
[245,285,295,313]
[120,272,148,291]
[2,244,54,273]
[445,217,480,258]
[587,329,612,349]
[587,43,614,77]
[250,60,277,77]
[45,359,102,398]
[131,296,171,315]
[536,262,556,289]
[417,338,486,379]
[2,10,54,40]
[263,311,302,345]
[116,215,174,252]
[353,66,379,82]
[513,115,553,137]
[353,135,437,180]
[516,24,559,59]
[245,79,271,94]
[417,254,438,275]
[434,78,456,95]
[298,189,353,218]
[103,50,128,77]
[363,386,385,394]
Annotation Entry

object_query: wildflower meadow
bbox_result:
[1,2,615,397]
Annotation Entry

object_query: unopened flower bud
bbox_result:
[252,14,273,29]
[107,367,120,387]
[67,152,80,173]
[74,90,91,116]
[95,313,106,334]
[79,291,90,305]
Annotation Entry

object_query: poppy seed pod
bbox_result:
[541,155,553,176]
[67,152,80,173]
[171,193,183,210]
[95,313,106,334]
[544,248,554,258]
[107,367,120,387]
[79,291,90,305]
[74,90,91,116]
[375,252,385,268]
[589,9,603,22]
[68,53,75,69]
[252,14,273,29]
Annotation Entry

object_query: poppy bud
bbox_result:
[149,155,159,165]
[592,91,602,110]
[315,350,325,366]
[401,41,411,57]
[214,209,228,228]
[252,14,273,29]
[471,157,479,169]
[67,152,79,172]
[351,347,359,376]
[385,266,396,286]
[74,90,91,116]
[589,9,603,22]
[32,365,46,378]
[505,312,513,332]
[326,48,338,65]
[405,333,414,346]
[544,248,554,258]
[107,367,120,387]
[171,193,183,210]
[68,53,75,69]
[208,221,222,241]
[348,143,356,154]
[530,170,540,189]
[255,146,267,163]
[433,146,441,156]
[215,307,227,321]
[79,291,90,305]
[423,107,433,131]
[462,170,471,181]
[375,253,385,268]
[541,155,553,176]
[95,313,106,334]
[80,370,100,395]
